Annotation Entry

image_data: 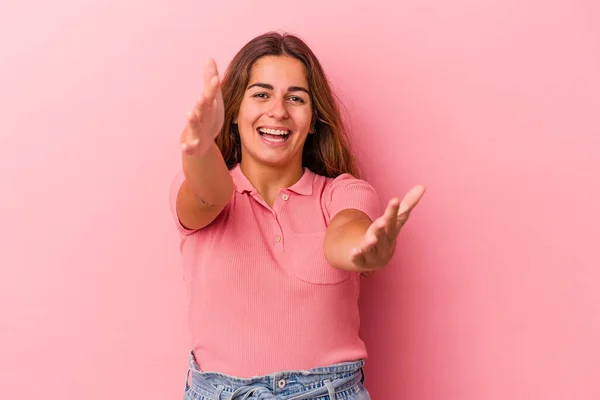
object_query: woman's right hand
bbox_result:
[180,59,225,157]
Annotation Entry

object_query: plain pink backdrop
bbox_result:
[1,1,598,399]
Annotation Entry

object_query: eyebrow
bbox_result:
[247,82,310,94]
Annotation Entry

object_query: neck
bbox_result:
[240,160,304,207]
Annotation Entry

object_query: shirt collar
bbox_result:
[231,164,314,196]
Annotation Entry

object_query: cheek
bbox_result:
[243,100,267,117]
[237,101,257,124]
[291,108,313,127]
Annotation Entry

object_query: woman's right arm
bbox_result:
[176,143,233,230]
[176,59,234,230]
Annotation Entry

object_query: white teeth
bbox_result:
[263,135,286,142]
[259,128,290,136]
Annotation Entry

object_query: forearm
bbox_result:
[181,141,233,206]
[324,216,373,273]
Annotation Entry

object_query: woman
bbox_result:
[170,31,425,400]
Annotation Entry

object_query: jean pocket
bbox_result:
[286,231,350,284]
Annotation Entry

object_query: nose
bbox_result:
[267,97,289,120]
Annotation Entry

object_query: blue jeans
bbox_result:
[184,352,371,400]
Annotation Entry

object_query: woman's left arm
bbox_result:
[324,185,426,273]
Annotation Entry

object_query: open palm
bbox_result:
[180,58,225,157]
[351,185,426,270]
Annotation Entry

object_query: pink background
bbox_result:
[1,1,599,399]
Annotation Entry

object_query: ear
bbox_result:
[233,114,238,124]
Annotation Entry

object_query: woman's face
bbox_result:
[235,55,313,170]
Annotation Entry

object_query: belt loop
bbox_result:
[215,384,225,400]
[324,380,335,399]
[185,368,191,391]
[360,367,365,384]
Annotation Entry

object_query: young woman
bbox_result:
[170,31,425,400]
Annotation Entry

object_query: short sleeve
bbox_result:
[169,171,199,238]
[323,173,381,223]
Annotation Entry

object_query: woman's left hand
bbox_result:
[350,185,426,271]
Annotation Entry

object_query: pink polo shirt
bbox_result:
[169,164,381,378]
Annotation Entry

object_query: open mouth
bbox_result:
[257,127,291,143]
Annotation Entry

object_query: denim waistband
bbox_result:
[186,352,365,400]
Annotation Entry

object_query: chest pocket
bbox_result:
[284,230,350,285]
[281,194,351,285]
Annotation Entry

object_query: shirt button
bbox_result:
[277,379,286,388]
[281,193,289,201]
[275,235,281,242]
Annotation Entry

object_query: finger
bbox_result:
[398,185,426,215]
[202,59,220,101]
[371,219,395,255]
[362,231,379,252]
[361,247,379,268]
[359,232,385,267]
[371,225,394,262]
[396,211,410,232]
[215,77,224,104]
[394,185,426,234]
[191,90,219,127]
[188,95,207,121]
[203,58,219,87]
[372,218,388,240]
[382,198,400,239]
[203,75,220,102]
[350,247,367,267]
[187,107,198,123]
[350,233,376,265]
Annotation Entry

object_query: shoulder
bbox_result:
[315,172,381,223]
[323,173,376,192]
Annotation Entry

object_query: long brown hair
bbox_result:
[215,32,360,178]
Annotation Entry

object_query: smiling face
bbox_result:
[234,55,313,171]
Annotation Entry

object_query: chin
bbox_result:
[242,148,302,170]
[256,155,294,168]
